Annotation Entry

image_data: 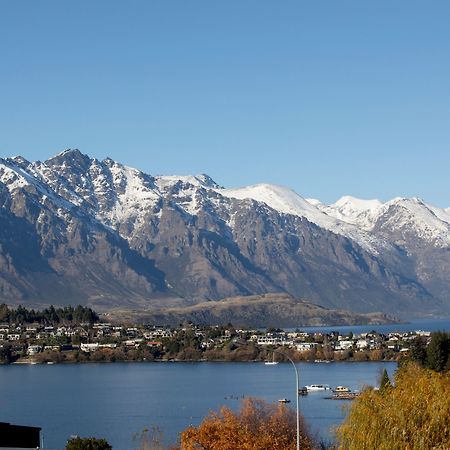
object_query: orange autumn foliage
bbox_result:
[180,397,313,450]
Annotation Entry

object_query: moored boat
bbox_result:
[298,387,308,396]
[304,384,330,391]
[333,385,350,393]
[329,392,360,400]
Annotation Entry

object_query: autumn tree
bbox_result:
[180,397,312,450]
[336,363,450,450]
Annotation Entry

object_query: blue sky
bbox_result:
[1,1,449,206]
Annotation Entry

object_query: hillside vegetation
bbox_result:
[113,293,395,328]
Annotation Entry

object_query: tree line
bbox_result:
[407,331,450,372]
[0,304,99,325]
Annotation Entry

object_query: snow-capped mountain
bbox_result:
[315,196,384,230]
[219,185,388,254]
[0,149,449,317]
[318,195,450,248]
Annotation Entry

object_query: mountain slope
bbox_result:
[110,293,398,328]
[0,149,449,318]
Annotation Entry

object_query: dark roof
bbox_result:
[0,422,41,448]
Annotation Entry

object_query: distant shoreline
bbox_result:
[10,356,400,366]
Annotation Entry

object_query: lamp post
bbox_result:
[271,350,300,450]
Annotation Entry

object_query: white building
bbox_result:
[297,342,318,351]
[80,343,99,352]
[356,339,369,350]
[27,345,43,356]
[334,340,353,350]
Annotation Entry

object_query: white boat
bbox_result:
[278,398,290,403]
[333,385,350,393]
[304,384,330,391]
[264,353,279,365]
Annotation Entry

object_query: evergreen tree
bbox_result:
[0,345,12,364]
[65,437,112,450]
[1,304,100,326]
[409,336,427,365]
[379,368,392,391]
[0,304,9,322]
[426,331,450,372]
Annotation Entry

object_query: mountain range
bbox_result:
[1,149,449,320]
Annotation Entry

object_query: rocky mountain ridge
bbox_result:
[0,149,449,318]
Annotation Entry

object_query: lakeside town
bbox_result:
[0,304,434,365]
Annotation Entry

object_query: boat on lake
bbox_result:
[328,392,360,400]
[298,387,308,396]
[278,398,291,403]
[333,385,350,393]
[305,384,331,391]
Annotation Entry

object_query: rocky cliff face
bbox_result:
[0,149,448,317]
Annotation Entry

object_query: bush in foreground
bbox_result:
[336,363,450,449]
[180,397,312,450]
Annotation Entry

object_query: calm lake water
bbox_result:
[0,361,397,450]
[291,316,450,334]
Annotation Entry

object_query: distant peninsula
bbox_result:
[107,293,398,328]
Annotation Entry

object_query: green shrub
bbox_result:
[65,437,112,450]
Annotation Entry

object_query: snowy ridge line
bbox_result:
[217,184,387,253]
[0,157,79,214]
[1,149,449,250]
[218,183,450,248]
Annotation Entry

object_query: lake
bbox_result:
[290,316,450,335]
[0,361,397,449]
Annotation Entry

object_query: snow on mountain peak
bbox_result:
[319,195,384,230]
[0,159,33,190]
[378,197,450,245]
[333,195,383,210]
[155,174,219,191]
[56,148,83,157]
[2,149,450,252]
[305,198,323,207]
[217,183,390,253]
[219,183,318,216]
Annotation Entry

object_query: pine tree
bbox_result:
[426,331,450,372]
[379,368,391,391]
[409,336,427,365]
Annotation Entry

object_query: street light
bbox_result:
[269,350,300,450]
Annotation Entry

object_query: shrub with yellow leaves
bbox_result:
[336,363,450,450]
